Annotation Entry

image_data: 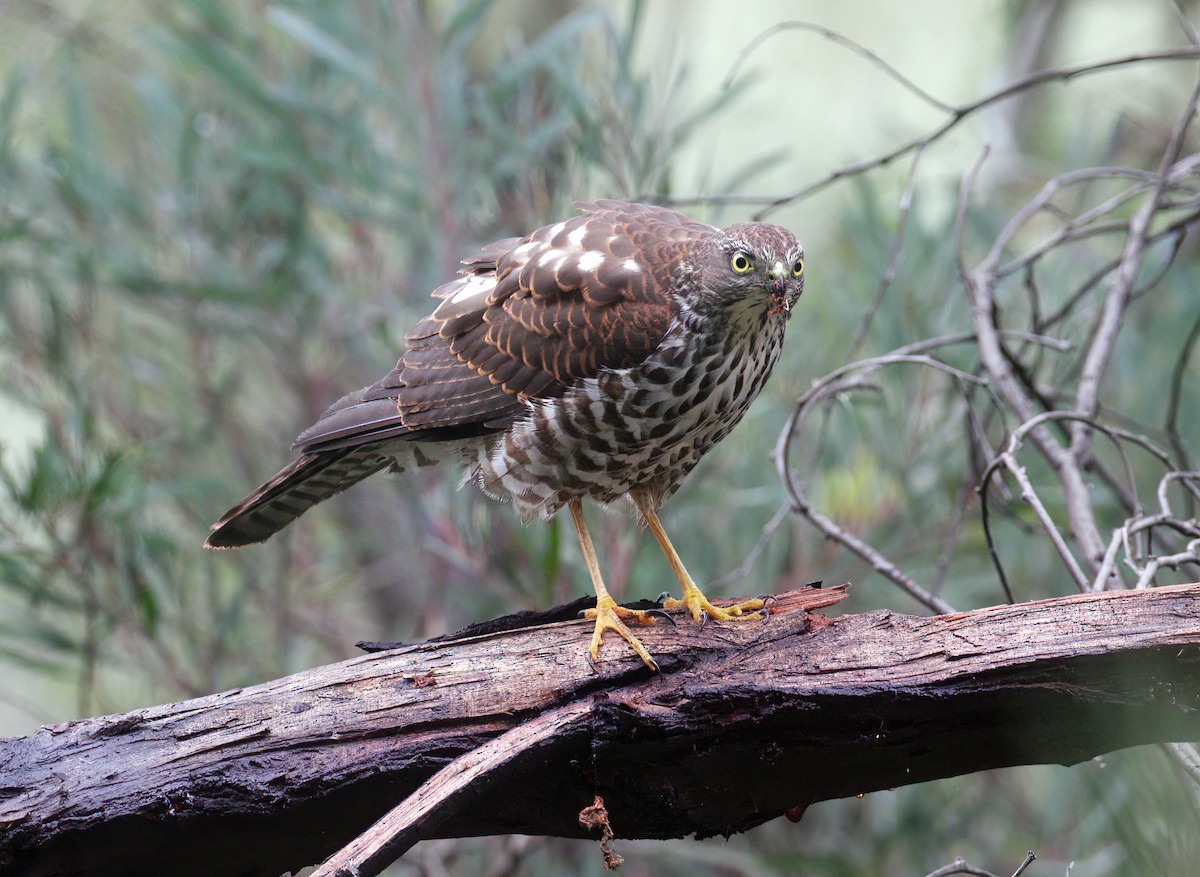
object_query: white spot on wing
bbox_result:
[577,251,605,272]
[538,250,568,272]
[547,221,567,239]
[622,259,641,273]
[514,241,537,258]
[447,274,493,304]
[568,226,588,249]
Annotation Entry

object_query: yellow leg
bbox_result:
[569,500,661,670]
[632,492,765,624]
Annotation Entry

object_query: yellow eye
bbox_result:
[730,252,754,274]
[792,258,805,278]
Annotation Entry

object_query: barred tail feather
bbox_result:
[205,449,388,549]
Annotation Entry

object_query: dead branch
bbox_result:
[3,583,1200,877]
[660,40,1200,217]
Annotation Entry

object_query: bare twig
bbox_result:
[980,436,1091,594]
[1069,80,1200,467]
[1011,851,1038,877]
[1036,210,1197,333]
[1169,0,1200,47]
[918,850,1036,877]
[663,45,1200,215]
[775,325,1078,611]
[920,857,1001,877]
[979,410,1170,593]
[310,701,591,877]
[1164,742,1200,789]
[1093,472,1200,591]
[960,150,1112,577]
[775,352,987,614]
[777,465,956,615]
[846,144,927,359]
[1165,308,1200,475]
[747,46,1200,219]
[1158,471,1200,516]
[720,21,956,112]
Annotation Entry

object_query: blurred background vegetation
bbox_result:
[2,1,1199,875]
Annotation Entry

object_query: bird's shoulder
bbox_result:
[407,201,716,392]
[296,202,716,450]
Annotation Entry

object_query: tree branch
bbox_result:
[3,583,1200,877]
[660,43,1200,217]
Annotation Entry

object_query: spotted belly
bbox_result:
[468,328,784,521]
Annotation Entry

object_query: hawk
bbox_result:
[207,201,805,670]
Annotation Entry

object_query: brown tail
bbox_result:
[205,448,388,549]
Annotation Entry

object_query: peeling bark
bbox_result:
[2,584,1200,877]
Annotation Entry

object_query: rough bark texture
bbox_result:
[3,583,1200,877]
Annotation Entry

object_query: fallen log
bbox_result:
[2,583,1200,877]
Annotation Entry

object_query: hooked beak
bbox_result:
[767,261,790,315]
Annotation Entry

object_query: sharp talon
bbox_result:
[648,608,676,627]
[585,595,660,670]
[760,594,779,605]
[698,609,709,630]
[648,657,661,674]
[657,591,672,604]
[578,609,587,619]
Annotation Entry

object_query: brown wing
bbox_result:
[208,201,712,547]
[296,201,713,453]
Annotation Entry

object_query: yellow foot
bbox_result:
[661,591,765,625]
[584,595,664,670]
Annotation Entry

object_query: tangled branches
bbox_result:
[960,74,1200,598]
[741,20,1200,808]
[738,21,1200,616]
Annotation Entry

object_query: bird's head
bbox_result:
[691,222,805,322]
